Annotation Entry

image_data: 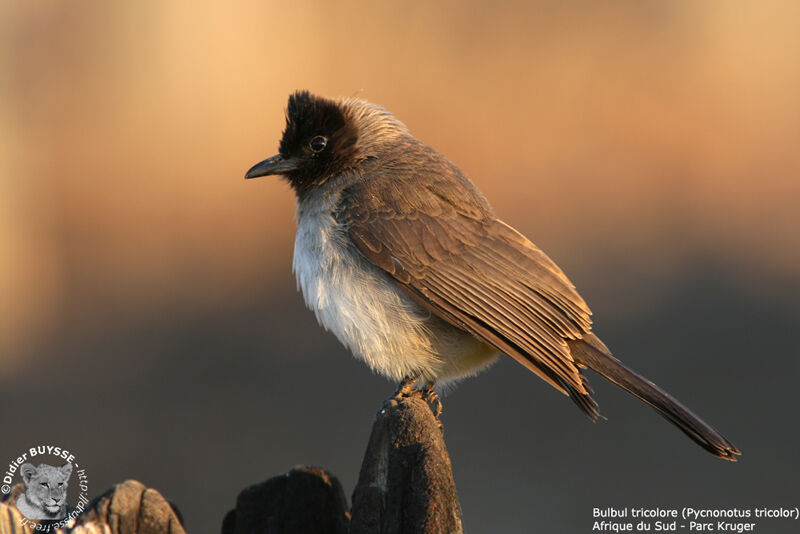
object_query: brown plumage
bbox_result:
[246,91,740,461]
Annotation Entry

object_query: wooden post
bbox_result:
[350,391,463,534]
[1,391,463,534]
[1,480,185,534]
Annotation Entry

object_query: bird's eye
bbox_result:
[309,136,327,153]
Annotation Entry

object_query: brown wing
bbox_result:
[337,165,600,417]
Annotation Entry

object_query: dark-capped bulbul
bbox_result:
[245,91,740,461]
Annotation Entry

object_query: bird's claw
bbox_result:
[422,384,443,419]
[393,374,418,398]
[393,377,443,423]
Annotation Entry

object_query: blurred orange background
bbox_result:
[2,2,799,532]
[3,1,799,368]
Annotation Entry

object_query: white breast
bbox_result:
[292,189,441,382]
[292,188,498,385]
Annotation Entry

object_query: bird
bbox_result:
[245,90,740,461]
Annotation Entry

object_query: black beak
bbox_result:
[245,154,299,179]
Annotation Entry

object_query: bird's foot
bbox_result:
[421,383,443,420]
[393,373,419,398]
[393,376,442,426]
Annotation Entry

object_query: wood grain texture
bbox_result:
[1,480,182,534]
[75,480,185,534]
[350,392,462,534]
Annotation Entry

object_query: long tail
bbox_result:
[568,336,741,461]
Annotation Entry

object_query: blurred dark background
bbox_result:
[2,1,799,532]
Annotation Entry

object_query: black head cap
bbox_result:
[245,91,359,198]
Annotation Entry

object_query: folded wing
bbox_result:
[338,173,600,417]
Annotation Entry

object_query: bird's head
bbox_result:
[245,91,409,197]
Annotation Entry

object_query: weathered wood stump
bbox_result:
[350,392,462,534]
[1,480,184,534]
[1,391,462,534]
[74,480,185,534]
[221,467,349,534]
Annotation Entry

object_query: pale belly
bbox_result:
[292,196,498,386]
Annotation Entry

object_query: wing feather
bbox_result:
[338,167,597,414]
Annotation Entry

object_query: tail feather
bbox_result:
[568,337,741,461]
